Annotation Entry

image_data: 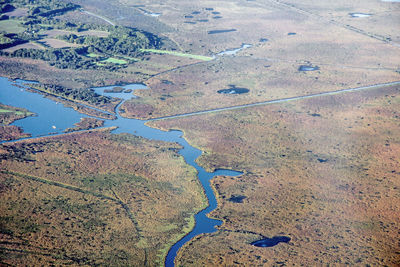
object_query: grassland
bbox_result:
[0,129,207,266]
[117,0,400,119]
[0,103,34,141]
[39,38,81,49]
[0,104,34,125]
[0,19,24,34]
[149,84,400,266]
[99,57,128,64]
[3,41,46,53]
[141,49,214,61]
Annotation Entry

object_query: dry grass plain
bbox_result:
[0,129,206,266]
[117,0,400,119]
[1,0,399,266]
[149,84,400,266]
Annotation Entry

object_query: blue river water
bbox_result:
[0,77,242,266]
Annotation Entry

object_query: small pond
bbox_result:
[217,85,249,94]
[228,195,246,203]
[298,65,319,71]
[208,29,237,34]
[251,236,291,247]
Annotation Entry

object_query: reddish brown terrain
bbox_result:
[0,129,206,266]
[150,84,400,266]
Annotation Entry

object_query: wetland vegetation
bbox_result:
[1,0,400,266]
[0,103,34,141]
[0,129,207,266]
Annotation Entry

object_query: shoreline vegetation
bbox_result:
[0,128,207,266]
[0,103,34,141]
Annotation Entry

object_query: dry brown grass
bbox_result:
[3,42,46,53]
[39,38,81,49]
[149,84,400,266]
[3,8,28,18]
[0,125,31,141]
[118,0,400,119]
[0,129,207,266]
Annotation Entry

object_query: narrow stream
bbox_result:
[0,77,242,266]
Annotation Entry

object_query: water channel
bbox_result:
[0,77,242,266]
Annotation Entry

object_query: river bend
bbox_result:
[0,77,242,266]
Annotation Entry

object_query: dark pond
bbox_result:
[298,65,319,71]
[162,80,174,85]
[184,15,194,18]
[198,19,209,22]
[228,195,246,203]
[208,29,236,34]
[259,38,268,42]
[212,16,223,19]
[288,32,296,35]
[205,8,214,11]
[251,236,291,247]
[218,85,249,94]
[192,11,201,15]
[184,21,196,24]
[212,11,220,15]
[317,158,328,163]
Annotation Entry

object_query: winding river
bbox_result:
[0,77,242,266]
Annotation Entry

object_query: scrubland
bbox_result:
[150,84,400,266]
[0,129,206,266]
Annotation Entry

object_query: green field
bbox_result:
[140,49,214,61]
[85,53,101,58]
[87,53,128,64]
[0,19,25,34]
[100,57,128,64]
[0,109,33,116]
[0,109,14,113]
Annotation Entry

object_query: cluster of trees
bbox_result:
[0,3,14,13]
[12,0,80,18]
[32,83,112,105]
[3,47,96,69]
[0,0,163,70]
[60,26,161,58]
[0,37,27,49]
